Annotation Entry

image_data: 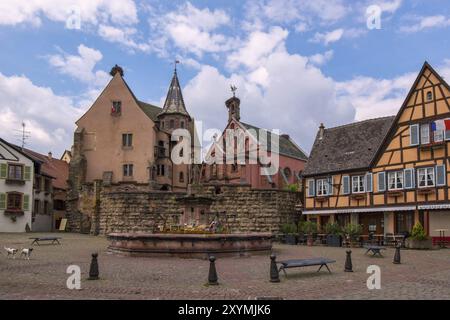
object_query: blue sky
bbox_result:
[0,0,449,156]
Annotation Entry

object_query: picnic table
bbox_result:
[30,237,62,246]
[364,245,386,256]
[277,257,336,276]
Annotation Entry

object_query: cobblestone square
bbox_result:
[0,233,449,300]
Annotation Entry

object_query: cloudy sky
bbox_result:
[0,0,449,157]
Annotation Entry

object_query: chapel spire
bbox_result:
[159,62,189,117]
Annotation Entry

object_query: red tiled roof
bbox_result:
[19,148,69,190]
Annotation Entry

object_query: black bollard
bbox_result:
[393,243,401,264]
[208,255,219,285]
[344,250,353,272]
[88,253,99,280]
[270,254,280,283]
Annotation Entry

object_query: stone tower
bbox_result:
[225,95,240,122]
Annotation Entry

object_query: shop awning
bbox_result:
[418,203,450,210]
[303,206,416,215]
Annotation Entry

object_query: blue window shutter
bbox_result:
[420,124,430,144]
[365,173,373,192]
[307,179,315,197]
[404,168,415,189]
[328,176,334,195]
[436,165,446,186]
[378,172,386,192]
[342,176,350,195]
[410,124,419,146]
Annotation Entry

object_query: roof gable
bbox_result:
[371,61,450,166]
[76,72,162,125]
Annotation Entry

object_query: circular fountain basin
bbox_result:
[107,232,273,258]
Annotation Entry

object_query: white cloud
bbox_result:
[0,72,83,155]
[183,38,355,152]
[400,15,450,33]
[47,44,109,87]
[0,0,138,27]
[336,60,450,121]
[98,24,151,53]
[308,50,334,66]
[310,28,344,45]
[149,2,232,57]
[227,27,288,70]
[378,0,403,14]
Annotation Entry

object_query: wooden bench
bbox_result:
[364,245,386,256]
[30,237,62,246]
[277,258,336,276]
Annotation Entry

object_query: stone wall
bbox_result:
[67,182,302,235]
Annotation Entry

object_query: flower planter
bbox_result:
[326,234,342,247]
[405,238,433,250]
[285,234,297,245]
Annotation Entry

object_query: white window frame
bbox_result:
[316,178,330,196]
[351,175,365,194]
[123,164,134,177]
[388,171,404,190]
[342,175,350,195]
[417,167,435,188]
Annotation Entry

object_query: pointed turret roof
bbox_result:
[159,70,190,117]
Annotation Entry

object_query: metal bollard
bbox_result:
[208,255,219,285]
[344,250,353,272]
[393,243,401,264]
[88,253,99,280]
[270,254,280,283]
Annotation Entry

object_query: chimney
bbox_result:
[48,151,52,159]
[318,123,325,140]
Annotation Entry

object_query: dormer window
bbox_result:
[170,120,175,129]
[426,91,433,101]
[111,101,121,115]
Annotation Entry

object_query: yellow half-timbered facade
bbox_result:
[303,62,450,242]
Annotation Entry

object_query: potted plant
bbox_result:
[280,223,297,245]
[342,224,363,247]
[405,222,433,249]
[324,222,342,247]
[301,221,318,246]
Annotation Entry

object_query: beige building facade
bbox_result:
[70,65,195,192]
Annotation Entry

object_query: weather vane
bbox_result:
[174,60,180,72]
[230,85,237,97]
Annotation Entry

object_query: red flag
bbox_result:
[445,119,450,131]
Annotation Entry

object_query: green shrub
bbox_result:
[410,222,427,241]
[342,224,363,240]
[285,184,299,192]
[300,221,318,235]
[324,222,342,235]
[281,223,297,234]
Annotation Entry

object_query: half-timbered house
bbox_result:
[303,62,450,243]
